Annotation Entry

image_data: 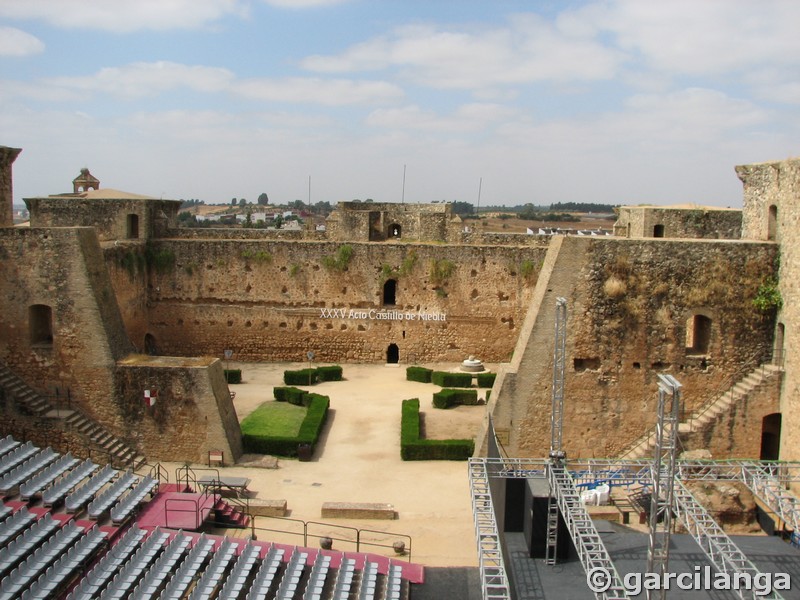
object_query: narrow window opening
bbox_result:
[653,224,665,238]
[127,214,140,239]
[389,223,402,238]
[686,314,712,354]
[768,205,778,241]
[29,305,53,346]
[383,279,397,306]
[144,333,158,355]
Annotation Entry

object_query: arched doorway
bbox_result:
[386,343,399,364]
[760,413,781,460]
[144,333,158,355]
[383,279,397,306]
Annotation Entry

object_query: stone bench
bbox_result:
[248,498,288,517]
[321,502,397,520]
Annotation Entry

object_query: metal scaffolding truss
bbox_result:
[740,464,800,533]
[671,478,785,600]
[469,459,512,600]
[470,457,800,600]
[547,463,629,599]
[646,374,682,599]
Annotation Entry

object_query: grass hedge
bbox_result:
[431,371,473,387]
[432,388,479,409]
[284,368,319,385]
[316,365,343,382]
[283,365,344,385]
[242,394,330,457]
[406,366,433,383]
[273,386,308,405]
[224,369,242,384]
[400,398,474,461]
[477,372,496,388]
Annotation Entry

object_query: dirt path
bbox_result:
[188,361,494,567]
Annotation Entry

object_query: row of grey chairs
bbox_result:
[303,552,332,600]
[66,464,118,513]
[66,526,148,600]
[357,561,379,600]
[98,528,171,600]
[187,538,239,600]
[157,534,215,600]
[110,476,158,524]
[19,525,107,600]
[0,506,36,548]
[275,548,309,600]
[130,531,192,600]
[0,499,11,524]
[383,564,404,600]
[0,520,84,599]
[0,513,60,579]
[87,471,138,519]
[0,435,20,459]
[42,459,99,506]
[20,452,81,500]
[246,546,286,600]
[0,441,37,477]
[217,541,260,600]
[330,558,356,600]
[0,448,58,495]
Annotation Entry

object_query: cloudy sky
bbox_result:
[1,0,798,208]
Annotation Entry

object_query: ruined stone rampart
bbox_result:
[614,206,742,239]
[143,240,545,363]
[738,157,800,462]
[116,356,242,463]
[489,236,778,458]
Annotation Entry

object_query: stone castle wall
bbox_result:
[0,227,133,429]
[614,206,742,239]
[143,240,546,363]
[28,196,180,241]
[738,157,800,462]
[492,235,777,458]
[0,227,242,463]
[116,356,242,463]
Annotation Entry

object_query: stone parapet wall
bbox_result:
[491,236,778,459]
[143,240,544,363]
[737,157,800,463]
[614,206,742,239]
[116,356,242,463]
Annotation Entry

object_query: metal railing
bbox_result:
[246,515,413,562]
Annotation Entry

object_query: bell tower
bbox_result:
[0,146,22,228]
[72,167,100,193]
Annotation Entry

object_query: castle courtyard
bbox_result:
[164,361,490,568]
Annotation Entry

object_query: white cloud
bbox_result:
[366,103,517,133]
[302,16,623,90]
[0,26,44,57]
[262,0,350,7]
[47,62,235,99]
[570,0,800,76]
[234,77,404,106]
[0,0,248,32]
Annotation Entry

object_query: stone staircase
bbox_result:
[619,363,783,460]
[0,362,146,470]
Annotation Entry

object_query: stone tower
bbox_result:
[0,146,22,228]
[72,167,100,193]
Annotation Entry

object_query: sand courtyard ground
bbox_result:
[160,361,495,568]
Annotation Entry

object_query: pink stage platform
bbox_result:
[134,491,217,530]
